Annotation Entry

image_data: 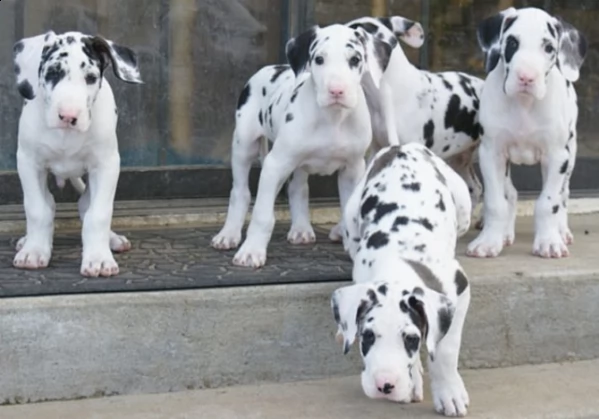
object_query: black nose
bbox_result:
[378,383,395,395]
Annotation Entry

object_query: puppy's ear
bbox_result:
[355,27,393,89]
[285,26,319,76]
[379,16,425,48]
[13,31,57,100]
[85,36,143,84]
[477,7,517,73]
[331,283,382,354]
[554,17,587,82]
[405,288,455,360]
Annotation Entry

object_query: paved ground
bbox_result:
[2,360,598,419]
[1,214,598,297]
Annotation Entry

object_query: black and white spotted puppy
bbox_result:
[346,16,485,216]
[211,24,394,268]
[467,7,587,258]
[332,143,472,417]
[13,31,142,276]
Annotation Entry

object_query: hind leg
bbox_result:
[212,120,263,250]
[78,185,130,253]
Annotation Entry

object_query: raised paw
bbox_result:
[233,243,266,268]
[211,229,242,250]
[432,374,469,417]
[287,225,316,245]
[328,223,344,243]
[466,230,505,258]
[13,244,51,269]
[533,232,569,258]
[110,232,131,253]
[81,252,119,277]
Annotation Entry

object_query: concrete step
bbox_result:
[1,214,599,405]
[2,360,599,419]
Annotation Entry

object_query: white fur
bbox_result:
[12,31,142,276]
[347,16,485,215]
[467,7,587,258]
[332,143,471,417]
[211,24,394,267]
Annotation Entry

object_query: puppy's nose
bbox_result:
[378,382,395,395]
[58,109,80,126]
[517,70,536,85]
[328,83,346,99]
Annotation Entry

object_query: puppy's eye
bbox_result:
[404,334,420,352]
[362,330,376,345]
[544,44,555,54]
[506,37,519,50]
[349,55,361,67]
[314,56,324,65]
[85,74,98,85]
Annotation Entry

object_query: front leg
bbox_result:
[466,140,509,258]
[286,168,316,245]
[233,150,296,268]
[329,158,366,243]
[428,289,470,417]
[80,154,121,277]
[13,152,55,269]
[533,148,571,258]
[558,138,576,246]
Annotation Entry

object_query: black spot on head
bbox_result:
[66,36,75,44]
[403,334,420,357]
[366,231,389,249]
[17,80,35,100]
[423,120,435,149]
[44,63,67,88]
[552,205,559,214]
[377,284,388,296]
[399,300,409,313]
[504,35,519,64]
[285,113,294,123]
[560,160,568,174]
[374,202,399,223]
[85,74,98,85]
[361,329,376,357]
[237,84,250,110]
[455,270,468,296]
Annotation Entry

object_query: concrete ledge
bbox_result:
[3,360,599,419]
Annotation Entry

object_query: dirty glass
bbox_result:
[0,0,282,169]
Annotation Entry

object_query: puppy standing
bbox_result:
[467,7,587,258]
[332,143,472,417]
[13,31,143,276]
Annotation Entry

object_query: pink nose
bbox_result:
[328,86,345,99]
[517,71,536,85]
[375,376,396,395]
[58,109,80,126]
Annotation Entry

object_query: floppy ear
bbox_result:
[85,36,143,84]
[13,31,57,100]
[477,7,517,73]
[285,26,319,76]
[405,289,455,360]
[554,17,587,82]
[355,27,393,89]
[380,16,425,48]
[331,283,381,355]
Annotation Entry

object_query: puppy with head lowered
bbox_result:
[332,143,472,417]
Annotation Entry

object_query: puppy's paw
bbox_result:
[13,243,51,269]
[287,225,316,245]
[81,252,119,277]
[431,373,469,417]
[328,223,344,243]
[233,243,267,268]
[212,229,242,250]
[466,229,504,258]
[110,232,131,253]
[533,230,569,258]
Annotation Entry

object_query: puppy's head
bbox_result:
[331,260,467,402]
[13,31,142,132]
[477,7,587,100]
[285,24,393,109]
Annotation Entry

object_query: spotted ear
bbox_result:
[285,26,319,76]
[331,283,381,355]
[380,16,424,48]
[355,27,393,89]
[405,288,454,359]
[86,36,143,84]
[13,31,57,100]
[554,17,587,82]
[476,7,517,73]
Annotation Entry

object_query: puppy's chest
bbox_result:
[38,133,95,177]
[300,127,368,175]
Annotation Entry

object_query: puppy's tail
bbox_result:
[69,177,87,195]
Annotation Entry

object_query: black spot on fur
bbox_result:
[444,94,481,139]
[286,28,317,75]
[367,146,399,181]
[361,329,376,356]
[285,113,294,123]
[442,145,450,153]
[423,120,435,148]
[458,74,477,97]
[399,300,409,313]
[262,87,266,96]
[361,195,379,218]
[17,80,35,100]
[503,16,518,34]
[258,110,263,126]
[377,284,388,296]
[455,270,468,296]
[350,22,378,35]
[13,41,24,55]
[392,216,409,232]
[402,182,421,192]
[504,35,519,64]
[237,84,250,110]
[366,231,389,249]
[439,75,453,90]
[405,260,443,294]
[85,74,98,85]
[270,65,290,83]
[404,334,420,357]
[552,205,559,214]
[435,191,446,211]
[413,218,434,231]
[438,305,453,338]
[560,160,568,174]
[374,202,398,223]
[414,244,426,252]
[44,64,66,88]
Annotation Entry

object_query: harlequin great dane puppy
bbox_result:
[13,31,143,276]
[212,24,394,268]
[347,16,485,218]
[467,7,587,258]
[332,143,472,417]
